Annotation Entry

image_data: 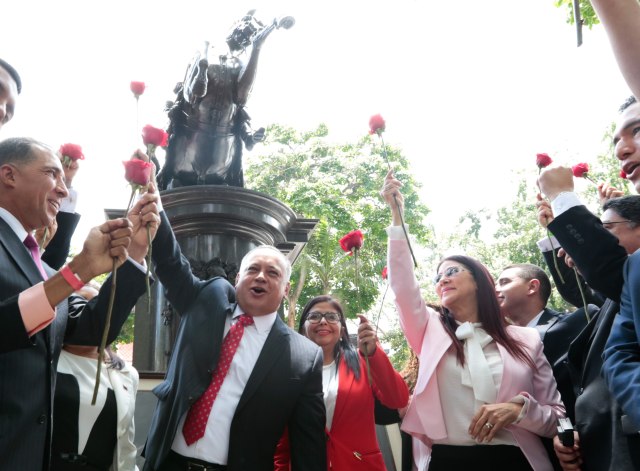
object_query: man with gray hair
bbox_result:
[139,202,326,471]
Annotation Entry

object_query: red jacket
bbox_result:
[275,346,409,470]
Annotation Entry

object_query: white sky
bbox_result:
[2,0,634,250]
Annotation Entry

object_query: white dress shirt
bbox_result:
[171,307,277,464]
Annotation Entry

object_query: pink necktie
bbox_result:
[23,234,48,280]
[182,314,255,445]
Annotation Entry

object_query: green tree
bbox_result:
[555,0,600,28]
[245,123,433,325]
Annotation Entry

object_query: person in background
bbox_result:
[52,282,140,471]
[383,170,565,471]
[496,263,591,422]
[275,295,409,470]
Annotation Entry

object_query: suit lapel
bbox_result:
[0,218,44,285]
[235,317,289,412]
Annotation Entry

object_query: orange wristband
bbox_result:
[60,265,85,291]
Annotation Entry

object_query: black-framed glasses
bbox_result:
[307,311,341,324]
[433,266,467,285]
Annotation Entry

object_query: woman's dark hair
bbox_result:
[437,255,534,369]
[298,295,361,380]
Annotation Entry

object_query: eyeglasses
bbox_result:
[602,219,632,229]
[306,311,341,324]
[433,266,467,285]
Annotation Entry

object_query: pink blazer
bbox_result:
[388,238,565,471]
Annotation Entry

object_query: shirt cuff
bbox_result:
[386,224,409,240]
[536,235,560,252]
[550,192,583,217]
[127,256,148,273]
[18,282,56,336]
[509,394,529,424]
[59,188,78,213]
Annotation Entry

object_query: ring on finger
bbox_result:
[484,422,494,430]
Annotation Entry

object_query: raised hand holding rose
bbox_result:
[534,156,565,284]
[58,143,85,168]
[92,154,153,405]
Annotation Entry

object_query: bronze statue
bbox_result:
[158,11,295,189]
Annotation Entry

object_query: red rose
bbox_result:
[369,114,386,135]
[381,266,388,280]
[123,159,153,187]
[571,162,590,178]
[142,124,168,147]
[130,81,146,98]
[535,153,552,169]
[339,230,364,254]
[59,143,84,161]
[620,170,628,180]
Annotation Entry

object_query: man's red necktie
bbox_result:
[182,314,255,445]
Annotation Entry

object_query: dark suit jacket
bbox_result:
[535,306,593,423]
[542,248,605,309]
[603,251,640,434]
[0,217,147,470]
[548,206,640,470]
[548,205,627,303]
[142,212,326,471]
[42,210,81,270]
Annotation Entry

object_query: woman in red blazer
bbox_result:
[275,295,409,470]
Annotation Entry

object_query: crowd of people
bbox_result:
[2,0,640,470]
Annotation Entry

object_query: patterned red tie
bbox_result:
[23,234,48,280]
[182,314,255,445]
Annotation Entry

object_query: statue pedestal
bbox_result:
[106,186,317,373]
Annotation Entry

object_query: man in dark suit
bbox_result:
[496,263,591,422]
[538,157,640,469]
[141,201,326,470]
[0,137,159,470]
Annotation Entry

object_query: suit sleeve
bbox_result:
[513,331,566,438]
[603,253,640,430]
[64,261,147,345]
[288,347,327,471]
[41,211,81,270]
[150,211,207,314]
[548,206,627,302]
[542,247,604,308]
[366,346,409,410]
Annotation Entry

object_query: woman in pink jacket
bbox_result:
[381,171,565,471]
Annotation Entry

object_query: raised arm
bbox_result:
[591,0,640,99]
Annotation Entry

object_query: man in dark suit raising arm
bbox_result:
[140,185,326,471]
[0,137,161,470]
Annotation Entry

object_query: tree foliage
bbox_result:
[245,123,433,324]
[555,0,600,28]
